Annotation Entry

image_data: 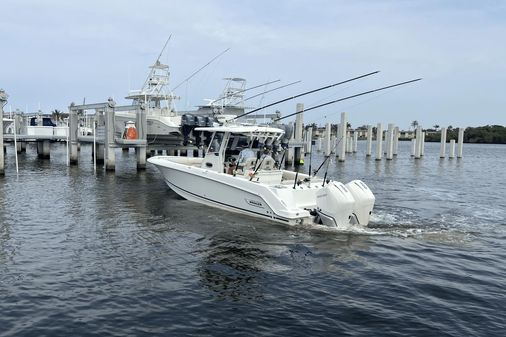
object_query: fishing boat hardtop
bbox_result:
[148,124,375,229]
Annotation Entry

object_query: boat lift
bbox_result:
[68,97,147,171]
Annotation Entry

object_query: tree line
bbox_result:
[425,125,506,144]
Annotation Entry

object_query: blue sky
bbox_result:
[1,0,505,129]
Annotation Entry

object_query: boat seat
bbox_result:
[259,156,275,170]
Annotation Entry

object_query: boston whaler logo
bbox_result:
[245,199,264,208]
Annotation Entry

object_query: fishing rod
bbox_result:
[172,48,231,91]
[210,79,281,104]
[313,133,345,177]
[274,78,422,122]
[231,70,380,121]
[243,80,301,103]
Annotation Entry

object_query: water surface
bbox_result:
[1,141,505,336]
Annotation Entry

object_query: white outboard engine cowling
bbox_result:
[316,181,355,228]
[345,180,375,226]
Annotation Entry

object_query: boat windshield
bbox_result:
[207,132,225,153]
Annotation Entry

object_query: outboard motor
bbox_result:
[345,180,375,226]
[315,181,355,228]
[181,114,195,145]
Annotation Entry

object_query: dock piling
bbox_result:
[386,123,394,160]
[414,125,422,159]
[375,123,383,161]
[0,89,7,175]
[338,112,347,162]
[393,126,399,156]
[457,128,464,158]
[449,139,456,158]
[104,98,116,171]
[366,125,372,157]
[439,127,447,158]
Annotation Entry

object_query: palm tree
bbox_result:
[51,109,62,121]
[411,120,419,130]
[433,124,440,131]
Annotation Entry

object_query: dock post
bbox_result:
[366,125,372,157]
[457,127,464,158]
[346,133,352,153]
[439,127,447,158]
[317,137,322,152]
[393,126,399,156]
[305,127,312,154]
[294,103,304,165]
[421,131,426,156]
[411,139,416,157]
[352,131,358,153]
[414,125,422,159]
[449,139,456,158]
[324,123,331,156]
[338,112,347,162]
[37,140,51,159]
[331,136,336,154]
[386,123,394,160]
[68,103,79,165]
[375,123,383,161]
[104,98,116,171]
[136,105,147,170]
[0,89,5,176]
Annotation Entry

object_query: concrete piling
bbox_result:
[324,123,331,156]
[457,128,464,158]
[338,112,347,162]
[0,89,5,176]
[353,131,358,153]
[439,127,447,158]
[375,123,383,161]
[414,125,422,159]
[36,140,51,159]
[386,123,394,160]
[393,126,399,156]
[136,105,147,170]
[68,104,79,164]
[449,139,456,158]
[366,125,372,157]
[104,98,116,171]
[305,127,312,154]
[421,132,426,156]
[411,139,416,157]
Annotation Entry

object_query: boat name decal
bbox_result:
[245,199,264,208]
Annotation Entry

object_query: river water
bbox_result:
[0,141,505,336]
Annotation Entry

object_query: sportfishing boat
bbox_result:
[114,58,182,143]
[148,124,375,229]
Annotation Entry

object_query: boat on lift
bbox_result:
[114,58,182,144]
[148,124,375,229]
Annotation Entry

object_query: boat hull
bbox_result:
[115,111,182,142]
[148,156,310,225]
